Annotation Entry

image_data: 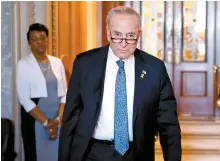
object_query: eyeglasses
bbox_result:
[110,31,138,44]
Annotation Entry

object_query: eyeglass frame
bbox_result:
[109,31,139,44]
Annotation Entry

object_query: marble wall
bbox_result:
[1,1,12,120]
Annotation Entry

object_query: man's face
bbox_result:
[106,13,141,59]
[28,31,48,55]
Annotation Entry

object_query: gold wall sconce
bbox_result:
[214,65,220,108]
[216,93,220,108]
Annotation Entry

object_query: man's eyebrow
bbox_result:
[112,30,122,34]
[111,31,136,36]
[126,32,135,35]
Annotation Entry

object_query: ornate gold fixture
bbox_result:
[214,65,220,108]
[216,93,220,107]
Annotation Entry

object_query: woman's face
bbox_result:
[28,30,48,55]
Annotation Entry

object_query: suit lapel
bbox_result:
[133,49,147,124]
[92,45,109,116]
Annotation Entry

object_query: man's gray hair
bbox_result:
[106,6,141,27]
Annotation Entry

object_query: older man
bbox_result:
[59,6,182,161]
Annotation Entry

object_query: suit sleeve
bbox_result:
[58,56,83,161]
[157,62,182,161]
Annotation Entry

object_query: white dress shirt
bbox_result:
[16,53,67,112]
[93,47,135,141]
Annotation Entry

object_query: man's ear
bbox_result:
[137,29,142,40]
[106,26,111,42]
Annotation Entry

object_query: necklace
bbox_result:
[38,62,51,73]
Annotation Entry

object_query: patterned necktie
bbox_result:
[114,60,129,156]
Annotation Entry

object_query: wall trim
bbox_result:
[11,2,22,161]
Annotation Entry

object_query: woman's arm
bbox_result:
[48,103,65,127]
[45,59,67,130]
[16,60,48,124]
[57,103,65,125]
[29,106,48,123]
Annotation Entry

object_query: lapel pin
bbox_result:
[140,70,146,78]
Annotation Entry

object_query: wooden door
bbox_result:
[140,1,216,116]
[173,2,215,116]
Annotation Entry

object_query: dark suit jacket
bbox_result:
[58,45,182,161]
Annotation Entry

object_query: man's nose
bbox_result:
[121,39,127,47]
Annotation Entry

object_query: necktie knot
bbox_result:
[116,60,125,69]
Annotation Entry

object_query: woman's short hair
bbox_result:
[27,23,48,41]
[106,6,141,27]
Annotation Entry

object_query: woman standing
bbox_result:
[16,23,67,161]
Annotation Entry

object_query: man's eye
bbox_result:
[114,33,122,37]
[127,35,134,38]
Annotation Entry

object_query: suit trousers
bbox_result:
[83,139,133,161]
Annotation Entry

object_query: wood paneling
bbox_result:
[58,1,70,57]
[172,2,215,116]
[48,1,125,81]
[181,71,207,96]
[57,1,89,57]
[49,1,97,82]
[70,2,80,56]
[60,55,73,85]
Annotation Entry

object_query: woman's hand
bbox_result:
[45,119,59,140]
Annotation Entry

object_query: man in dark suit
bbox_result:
[59,6,181,161]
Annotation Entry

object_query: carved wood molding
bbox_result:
[28,1,36,24]
[51,1,58,57]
